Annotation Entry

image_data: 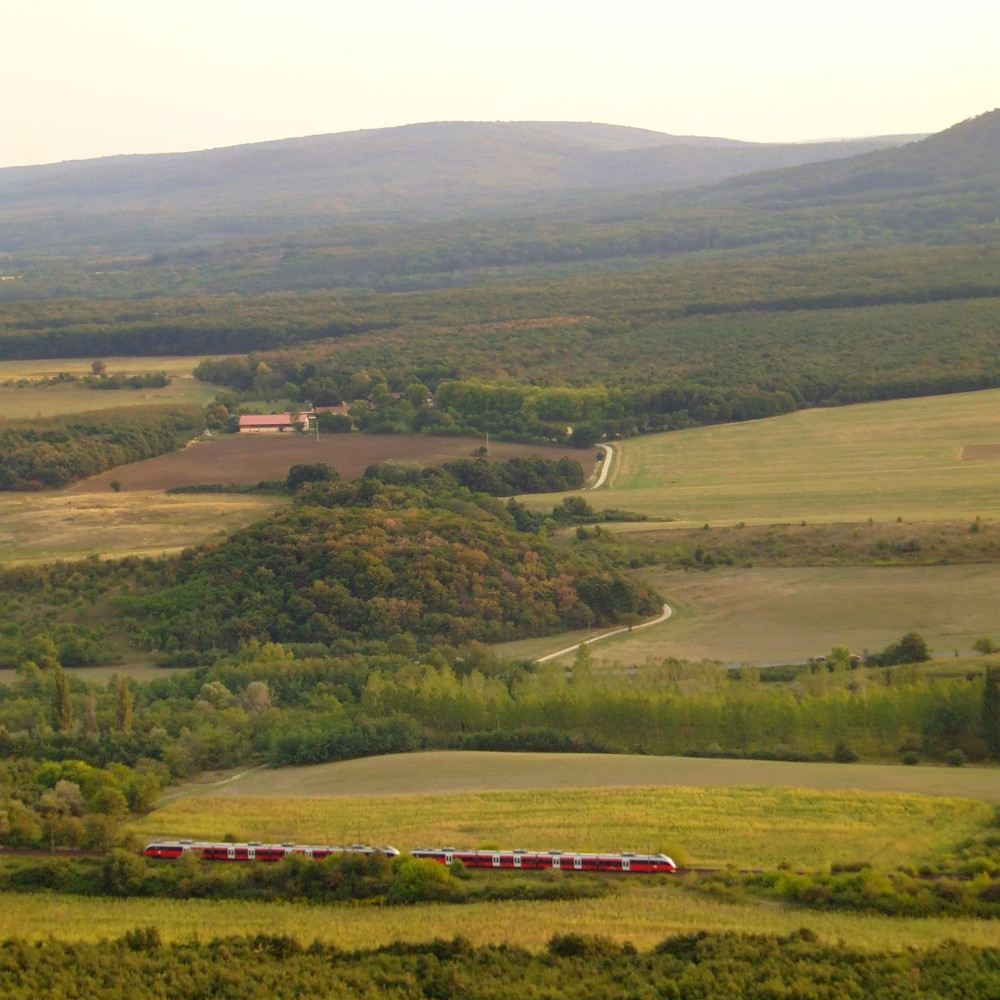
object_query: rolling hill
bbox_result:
[0,120,916,254]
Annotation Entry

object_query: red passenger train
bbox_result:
[143,840,400,862]
[143,840,676,874]
[410,847,676,874]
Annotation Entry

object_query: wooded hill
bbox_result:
[0,121,916,255]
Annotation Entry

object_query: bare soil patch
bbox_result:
[67,434,589,493]
[962,443,1000,460]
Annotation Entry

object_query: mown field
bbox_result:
[0,491,285,563]
[504,389,1000,665]
[521,564,1000,666]
[548,388,1000,526]
[163,750,1000,806]
[0,356,219,418]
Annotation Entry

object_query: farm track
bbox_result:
[536,602,673,663]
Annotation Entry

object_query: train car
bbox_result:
[143,840,399,862]
[409,847,676,874]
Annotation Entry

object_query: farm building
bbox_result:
[238,412,313,433]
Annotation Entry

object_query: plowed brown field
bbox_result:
[67,434,590,493]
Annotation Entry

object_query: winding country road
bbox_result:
[590,443,614,489]
[536,603,673,663]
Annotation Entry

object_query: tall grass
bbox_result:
[3,887,999,951]
[130,785,993,871]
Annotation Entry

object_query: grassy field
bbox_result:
[160,750,1000,805]
[4,887,1000,951]
[7,752,1000,951]
[0,356,219,418]
[529,388,1000,525]
[0,357,214,381]
[517,564,1000,665]
[0,490,284,563]
[133,769,993,872]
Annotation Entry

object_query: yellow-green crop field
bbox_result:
[3,887,1000,952]
[0,491,285,564]
[133,783,991,872]
[10,764,996,951]
[529,388,1000,525]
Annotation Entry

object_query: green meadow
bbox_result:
[542,389,1000,526]
[556,565,1000,665]
[0,356,218,419]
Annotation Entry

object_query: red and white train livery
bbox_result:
[142,840,677,874]
[143,840,399,862]
[410,847,676,874]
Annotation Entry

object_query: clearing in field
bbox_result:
[549,388,1000,525]
[0,491,284,563]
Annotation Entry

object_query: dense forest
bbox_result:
[0,405,203,490]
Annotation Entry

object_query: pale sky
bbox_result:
[2,0,997,168]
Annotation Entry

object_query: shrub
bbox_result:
[946,748,968,767]
[901,751,920,766]
[832,741,858,763]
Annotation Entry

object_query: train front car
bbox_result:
[409,847,677,874]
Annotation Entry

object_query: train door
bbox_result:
[621,857,630,872]
[247,846,256,861]
[227,846,236,860]
[492,854,501,868]
[444,852,453,864]
[573,856,582,871]
[552,855,561,869]
[513,854,522,868]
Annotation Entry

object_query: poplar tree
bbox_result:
[52,666,74,734]
[983,666,1000,758]
[113,674,133,734]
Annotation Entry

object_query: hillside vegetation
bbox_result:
[3,108,1000,972]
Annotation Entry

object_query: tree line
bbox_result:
[0,405,203,490]
[0,928,998,999]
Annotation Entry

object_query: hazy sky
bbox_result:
[3,0,997,168]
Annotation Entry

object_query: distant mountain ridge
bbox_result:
[2,111,999,262]
[0,121,919,254]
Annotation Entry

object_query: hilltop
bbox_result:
[0,120,915,255]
